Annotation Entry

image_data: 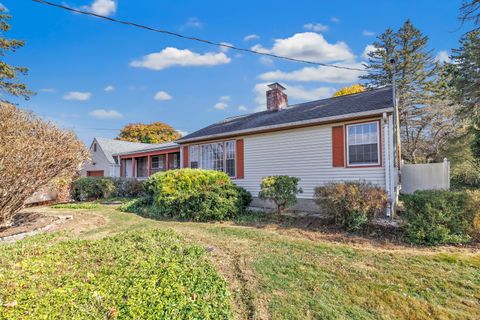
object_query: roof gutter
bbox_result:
[177,107,393,144]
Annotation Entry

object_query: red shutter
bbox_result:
[236,139,244,179]
[183,146,189,168]
[332,126,345,167]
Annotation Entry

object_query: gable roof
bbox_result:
[178,86,393,143]
[94,138,158,163]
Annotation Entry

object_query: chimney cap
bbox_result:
[268,82,286,91]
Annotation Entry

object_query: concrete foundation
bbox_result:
[250,197,321,213]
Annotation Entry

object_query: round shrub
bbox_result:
[144,169,250,221]
[401,190,480,245]
[258,176,303,213]
[70,177,115,201]
[314,182,388,232]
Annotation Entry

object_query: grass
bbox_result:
[50,202,100,209]
[0,230,232,319]
[2,204,480,319]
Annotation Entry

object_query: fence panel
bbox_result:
[401,158,450,194]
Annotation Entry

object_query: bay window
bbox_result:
[346,121,380,166]
[189,141,236,177]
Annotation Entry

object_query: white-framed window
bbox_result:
[189,145,199,168]
[346,121,380,166]
[189,140,236,177]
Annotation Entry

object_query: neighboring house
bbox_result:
[80,137,158,177]
[114,142,180,179]
[176,83,400,214]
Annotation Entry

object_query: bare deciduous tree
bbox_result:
[0,103,89,227]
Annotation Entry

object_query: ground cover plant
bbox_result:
[0,230,232,320]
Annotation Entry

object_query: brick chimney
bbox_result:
[266,82,288,112]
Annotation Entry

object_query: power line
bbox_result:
[32,0,365,72]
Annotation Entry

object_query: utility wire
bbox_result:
[32,0,365,72]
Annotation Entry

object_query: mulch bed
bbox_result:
[0,212,58,239]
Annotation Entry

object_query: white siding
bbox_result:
[80,141,118,177]
[234,119,386,199]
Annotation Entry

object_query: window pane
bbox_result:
[347,122,379,165]
[225,141,236,177]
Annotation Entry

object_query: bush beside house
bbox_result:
[401,190,480,245]
[258,176,303,214]
[314,182,388,232]
[129,169,251,222]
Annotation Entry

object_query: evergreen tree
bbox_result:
[361,20,438,163]
[0,8,33,100]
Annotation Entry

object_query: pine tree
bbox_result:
[361,20,438,163]
[0,8,33,100]
[450,30,480,158]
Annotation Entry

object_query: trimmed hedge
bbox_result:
[141,169,251,221]
[401,190,480,245]
[110,177,145,198]
[315,182,388,232]
[70,177,115,201]
[0,231,233,319]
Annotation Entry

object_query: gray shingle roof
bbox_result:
[95,138,166,163]
[178,86,393,142]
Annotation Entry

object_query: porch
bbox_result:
[119,147,180,179]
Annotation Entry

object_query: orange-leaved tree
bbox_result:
[117,122,181,144]
[333,84,366,97]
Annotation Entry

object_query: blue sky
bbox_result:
[2,0,470,144]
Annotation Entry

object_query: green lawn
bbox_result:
[1,204,479,320]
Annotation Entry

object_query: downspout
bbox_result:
[383,112,392,217]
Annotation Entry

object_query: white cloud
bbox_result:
[84,0,116,16]
[330,17,340,23]
[214,102,228,110]
[238,105,248,112]
[259,56,274,66]
[254,83,336,110]
[362,30,375,36]
[130,47,231,70]
[39,88,56,93]
[362,44,376,59]
[243,34,260,42]
[154,91,173,101]
[220,95,230,101]
[303,23,329,32]
[104,85,114,92]
[181,17,202,29]
[258,62,365,84]
[251,32,355,63]
[435,51,451,64]
[63,91,91,101]
[177,130,188,137]
[89,109,122,119]
[219,42,233,53]
[0,3,9,12]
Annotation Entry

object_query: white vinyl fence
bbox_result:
[401,158,450,194]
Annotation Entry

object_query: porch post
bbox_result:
[120,158,123,177]
[165,153,169,171]
[131,157,136,177]
[147,156,151,176]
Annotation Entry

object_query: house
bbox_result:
[80,137,165,177]
[176,83,400,214]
